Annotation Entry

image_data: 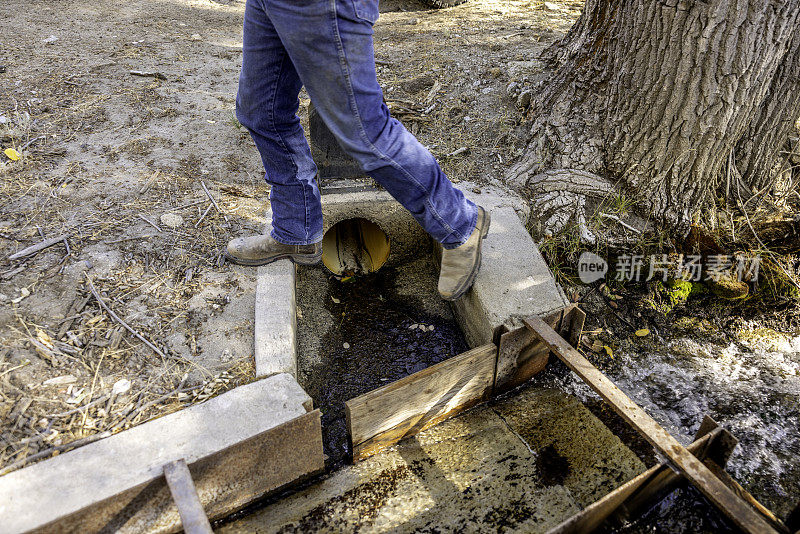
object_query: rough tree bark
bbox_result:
[509,0,800,237]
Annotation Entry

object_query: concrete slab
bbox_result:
[0,374,320,534]
[446,185,569,347]
[220,387,646,533]
[255,261,297,378]
[493,387,646,508]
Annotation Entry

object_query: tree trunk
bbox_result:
[509,0,800,234]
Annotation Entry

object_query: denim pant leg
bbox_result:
[261,0,477,249]
[237,0,323,245]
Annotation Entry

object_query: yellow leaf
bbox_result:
[4,148,20,161]
[603,345,614,359]
[635,328,650,337]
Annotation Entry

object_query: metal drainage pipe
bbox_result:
[321,217,390,276]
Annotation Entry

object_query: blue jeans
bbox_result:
[236,0,477,248]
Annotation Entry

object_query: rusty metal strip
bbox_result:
[163,459,213,534]
[523,314,779,534]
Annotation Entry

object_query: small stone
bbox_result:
[517,90,532,109]
[427,325,435,332]
[544,2,560,10]
[331,297,341,304]
[11,287,30,304]
[190,33,202,41]
[42,35,59,44]
[160,213,184,228]
[506,81,519,96]
[489,67,502,78]
[111,378,132,396]
[409,324,418,330]
[342,342,350,349]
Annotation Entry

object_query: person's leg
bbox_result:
[261,0,477,249]
[236,0,322,246]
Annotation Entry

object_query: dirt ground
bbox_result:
[0,0,582,472]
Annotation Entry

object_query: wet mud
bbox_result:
[296,258,468,466]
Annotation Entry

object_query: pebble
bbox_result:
[409,324,418,330]
[160,213,184,228]
[111,378,132,396]
[190,33,202,41]
[517,89,532,109]
[42,35,59,44]
[343,342,350,349]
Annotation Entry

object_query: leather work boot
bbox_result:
[438,206,491,301]
[225,234,322,266]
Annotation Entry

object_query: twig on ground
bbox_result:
[129,70,167,80]
[139,170,161,194]
[103,234,158,244]
[0,360,30,379]
[194,202,213,228]
[113,380,201,431]
[84,273,182,363]
[8,234,69,260]
[599,212,641,234]
[137,214,162,232]
[444,147,469,158]
[19,136,46,151]
[0,431,112,476]
[47,394,110,418]
[201,181,228,222]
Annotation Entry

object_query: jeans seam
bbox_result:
[328,0,463,242]
[263,2,313,244]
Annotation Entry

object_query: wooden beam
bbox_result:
[548,424,724,534]
[163,459,213,534]
[495,309,563,393]
[523,315,779,534]
[346,344,497,462]
[617,416,736,519]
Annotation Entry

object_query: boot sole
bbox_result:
[441,210,491,302]
[224,251,322,267]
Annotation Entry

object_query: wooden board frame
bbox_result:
[524,314,783,534]
[346,305,582,462]
[346,344,497,462]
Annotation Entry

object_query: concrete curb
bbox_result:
[255,262,297,378]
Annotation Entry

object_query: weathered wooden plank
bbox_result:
[346,344,497,462]
[564,306,586,349]
[618,416,735,519]
[495,309,563,393]
[163,459,213,534]
[548,425,724,534]
[523,315,779,534]
[703,458,789,533]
